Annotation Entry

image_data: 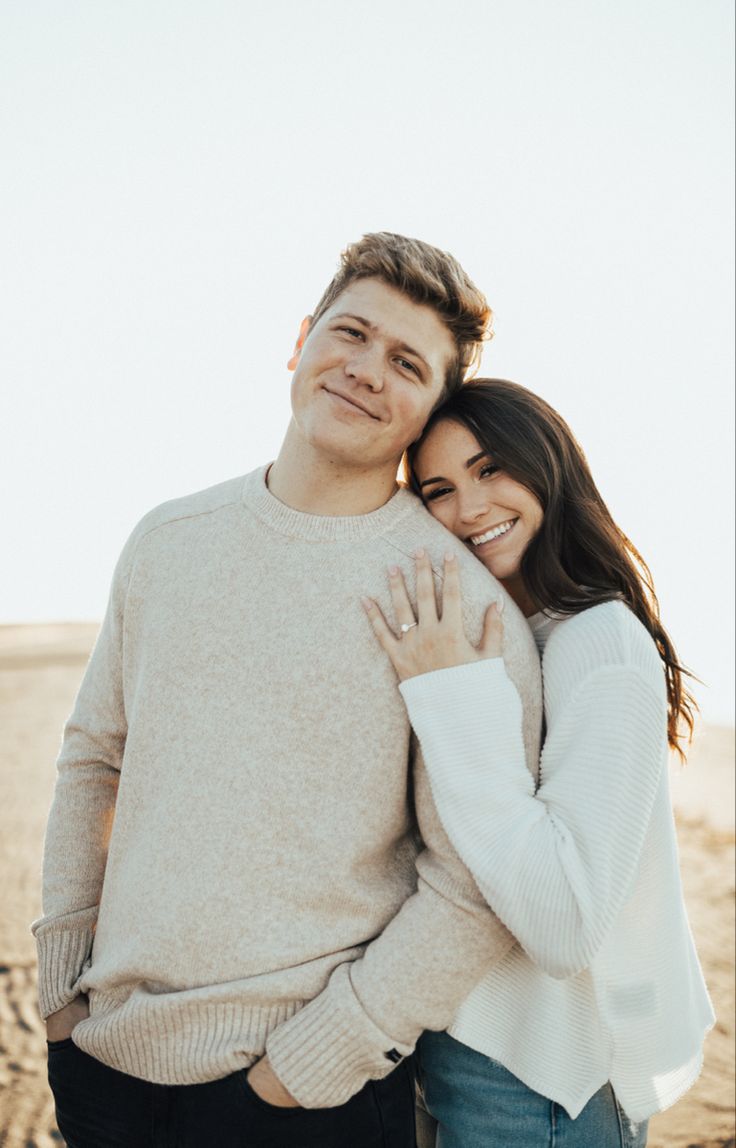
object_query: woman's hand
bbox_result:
[362,549,504,683]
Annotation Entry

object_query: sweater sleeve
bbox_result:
[265,703,521,1108]
[398,656,667,979]
[30,536,134,1018]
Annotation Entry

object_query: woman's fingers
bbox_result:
[479,598,505,659]
[361,598,401,663]
[362,556,501,681]
[414,549,439,624]
[440,552,463,625]
[388,564,417,631]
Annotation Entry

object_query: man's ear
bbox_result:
[287,316,312,371]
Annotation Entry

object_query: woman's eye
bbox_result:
[480,464,500,479]
[424,486,452,502]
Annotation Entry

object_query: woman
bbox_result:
[362,380,714,1147]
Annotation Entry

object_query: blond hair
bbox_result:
[310,232,493,395]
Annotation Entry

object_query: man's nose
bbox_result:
[344,346,384,390]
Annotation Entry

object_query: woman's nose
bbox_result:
[457,488,489,525]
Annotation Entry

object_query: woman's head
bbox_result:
[411,417,544,609]
[408,379,612,605]
[407,378,696,755]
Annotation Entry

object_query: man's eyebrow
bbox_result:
[331,312,377,330]
[418,451,489,489]
[396,341,430,373]
[331,313,431,373]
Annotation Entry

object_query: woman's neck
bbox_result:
[500,572,539,618]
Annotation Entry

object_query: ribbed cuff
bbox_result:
[265,962,413,1108]
[32,909,97,1019]
[401,658,523,755]
[400,659,530,810]
[400,657,511,725]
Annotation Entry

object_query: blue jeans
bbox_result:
[47,1037,416,1147]
[415,1032,648,1148]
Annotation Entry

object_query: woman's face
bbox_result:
[413,419,544,586]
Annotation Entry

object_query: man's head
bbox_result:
[309,232,492,399]
[286,234,493,477]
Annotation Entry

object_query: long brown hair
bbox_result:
[406,379,697,757]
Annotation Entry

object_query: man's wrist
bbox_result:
[246,1055,301,1108]
[45,994,89,1041]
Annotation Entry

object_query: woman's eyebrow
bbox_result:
[418,451,490,489]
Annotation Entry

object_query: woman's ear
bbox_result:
[287,316,312,371]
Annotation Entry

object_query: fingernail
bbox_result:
[445,551,455,562]
[413,548,425,559]
[361,597,373,611]
[496,596,505,614]
[389,565,399,576]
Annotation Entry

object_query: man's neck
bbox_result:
[268,423,400,517]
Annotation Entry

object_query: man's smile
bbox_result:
[322,386,382,420]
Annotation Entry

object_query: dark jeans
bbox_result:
[47,1038,417,1148]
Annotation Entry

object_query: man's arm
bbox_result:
[31,534,134,1023]
[261,751,518,1106]
[263,597,541,1108]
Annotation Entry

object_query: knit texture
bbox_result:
[31,466,542,1107]
[399,602,714,1121]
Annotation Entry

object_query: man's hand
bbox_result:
[246,1056,301,1108]
[45,994,90,1041]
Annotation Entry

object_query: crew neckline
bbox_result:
[241,465,418,542]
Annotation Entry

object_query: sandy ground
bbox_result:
[0,623,733,1148]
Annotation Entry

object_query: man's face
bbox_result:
[288,277,454,471]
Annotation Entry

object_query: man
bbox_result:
[34,232,542,1146]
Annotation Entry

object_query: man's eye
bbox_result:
[424,486,452,502]
[396,357,418,375]
[337,326,364,339]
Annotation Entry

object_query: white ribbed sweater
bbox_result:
[400,602,714,1122]
[31,467,542,1107]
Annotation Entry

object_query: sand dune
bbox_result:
[0,624,733,1147]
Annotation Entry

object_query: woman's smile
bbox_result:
[468,517,519,548]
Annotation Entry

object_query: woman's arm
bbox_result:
[400,655,666,978]
[364,553,667,980]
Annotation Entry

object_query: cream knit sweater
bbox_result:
[32,466,542,1108]
[400,602,714,1122]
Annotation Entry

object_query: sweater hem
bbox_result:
[447,1013,714,1122]
[72,992,308,1085]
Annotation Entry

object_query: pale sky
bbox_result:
[2,0,734,723]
